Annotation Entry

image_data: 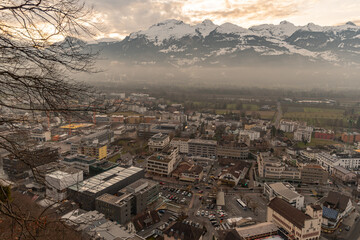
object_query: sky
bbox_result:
[87,0,360,40]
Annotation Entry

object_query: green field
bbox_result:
[226,103,237,110]
[243,104,259,111]
[296,138,338,148]
[283,106,346,128]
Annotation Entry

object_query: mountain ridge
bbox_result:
[81,19,360,68]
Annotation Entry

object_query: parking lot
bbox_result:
[159,186,193,206]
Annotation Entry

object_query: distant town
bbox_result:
[1,90,360,240]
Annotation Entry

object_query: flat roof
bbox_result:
[188,139,217,145]
[236,222,278,238]
[69,166,143,194]
[269,182,300,201]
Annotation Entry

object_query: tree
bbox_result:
[0,1,101,239]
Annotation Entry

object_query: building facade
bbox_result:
[267,198,322,240]
[217,142,249,160]
[170,138,189,154]
[45,168,83,201]
[148,133,170,151]
[300,164,328,185]
[264,182,304,210]
[188,139,217,158]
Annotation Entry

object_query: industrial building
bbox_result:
[95,179,159,224]
[67,166,144,210]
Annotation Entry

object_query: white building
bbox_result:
[279,120,299,133]
[62,155,97,175]
[294,126,313,143]
[170,138,189,154]
[316,152,360,172]
[31,131,51,142]
[45,169,83,201]
[148,133,170,151]
[239,130,260,141]
[146,147,179,176]
[264,182,304,210]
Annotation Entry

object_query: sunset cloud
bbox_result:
[87,0,360,40]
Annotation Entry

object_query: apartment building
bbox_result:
[316,151,360,173]
[62,154,97,175]
[264,182,304,210]
[239,130,260,141]
[217,142,249,160]
[279,120,299,133]
[146,155,175,176]
[294,126,313,143]
[170,138,189,154]
[300,164,328,185]
[30,130,51,142]
[71,129,114,160]
[77,143,107,160]
[257,153,301,181]
[188,139,217,158]
[332,166,357,184]
[148,133,170,151]
[267,198,322,240]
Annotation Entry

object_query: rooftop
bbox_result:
[188,138,217,145]
[268,197,311,229]
[236,222,278,238]
[322,191,350,212]
[68,166,143,194]
[268,182,301,201]
[149,132,169,141]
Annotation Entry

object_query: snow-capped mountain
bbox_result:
[88,19,360,67]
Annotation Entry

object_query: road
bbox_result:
[343,212,360,240]
[274,101,282,128]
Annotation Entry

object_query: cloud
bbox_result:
[85,0,355,40]
[189,0,304,22]
[88,0,189,39]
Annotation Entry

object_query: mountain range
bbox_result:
[82,19,360,68]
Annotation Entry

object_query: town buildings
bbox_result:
[170,138,189,154]
[146,147,179,176]
[148,133,170,151]
[300,164,328,185]
[264,182,304,210]
[188,139,217,158]
[95,179,159,225]
[321,191,353,228]
[62,154,97,175]
[239,130,260,141]
[45,168,83,201]
[217,142,249,160]
[219,162,250,186]
[294,126,313,143]
[332,166,357,184]
[67,166,144,210]
[257,153,301,181]
[267,197,322,240]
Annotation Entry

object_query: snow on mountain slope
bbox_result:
[215,23,254,36]
[92,19,360,67]
[129,19,195,45]
[195,19,217,37]
[250,21,300,39]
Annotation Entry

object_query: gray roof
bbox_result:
[68,166,143,194]
[269,182,301,201]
